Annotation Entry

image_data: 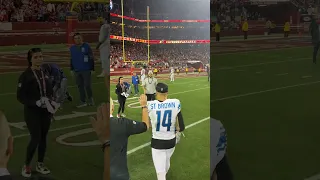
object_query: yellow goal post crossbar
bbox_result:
[122,4,150,65]
[43,0,109,12]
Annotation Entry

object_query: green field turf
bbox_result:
[0,70,107,180]
[0,44,107,179]
[211,46,320,180]
[110,75,210,180]
[0,44,210,180]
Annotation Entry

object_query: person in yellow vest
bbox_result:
[242,19,249,40]
[214,22,221,42]
[176,68,180,75]
[97,16,104,24]
[185,67,188,74]
[198,67,201,74]
[284,21,290,38]
[266,20,272,35]
[153,68,158,76]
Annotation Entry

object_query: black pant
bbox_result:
[214,155,233,180]
[216,33,220,42]
[313,42,320,63]
[284,31,289,37]
[24,106,52,165]
[146,94,156,101]
[118,96,126,114]
[244,31,248,39]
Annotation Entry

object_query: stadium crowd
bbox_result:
[211,0,264,29]
[0,0,107,22]
[110,43,209,70]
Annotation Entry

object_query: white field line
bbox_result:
[302,75,312,78]
[127,117,210,155]
[112,86,210,107]
[13,123,90,139]
[0,81,105,96]
[276,73,289,76]
[13,81,320,139]
[212,80,320,102]
[0,64,101,75]
[0,78,207,97]
[304,173,320,180]
[213,45,311,56]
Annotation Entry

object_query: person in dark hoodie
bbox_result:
[309,15,320,64]
[17,48,60,178]
[70,33,95,108]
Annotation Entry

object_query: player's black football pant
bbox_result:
[216,33,220,42]
[313,42,320,63]
[146,94,156,101]
[24,106,52,165]
[244,31,248,39]
[214,155,233,180]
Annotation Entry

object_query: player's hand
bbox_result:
[90,103,108,143]
[139,94,147,106]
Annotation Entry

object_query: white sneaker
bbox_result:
[117,114,120,118]
[76,103,87,108]
[36,162,50,175]
[97,72,105,78]
[121,113,126,117]
[21,165,32,178]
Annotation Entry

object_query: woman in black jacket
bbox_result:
[115,77,128,118]
[17,48,59,178]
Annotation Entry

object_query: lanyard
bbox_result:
[32,69,46,98]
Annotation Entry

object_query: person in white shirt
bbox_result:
[97,18,110,78]
[147,83,185,180]
[141,67,146,81]
[0,111,13,180]
[170,67,175,82]
[142,71,157,101]
[211,118,233,180]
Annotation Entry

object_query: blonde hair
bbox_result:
[0,111,11,165]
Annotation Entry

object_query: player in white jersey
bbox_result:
[170,68,175,82]
[211,118,233,180]
[147,83,185,180]
[141,67,146,81]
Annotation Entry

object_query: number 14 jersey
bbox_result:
[147,99,181,140]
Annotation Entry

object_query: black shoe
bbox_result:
[66,92,73,101]
[313,60,317,64]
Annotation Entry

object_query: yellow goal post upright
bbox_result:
[121,1,150,64]
[43,0,108,46]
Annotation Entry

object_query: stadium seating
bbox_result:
[0,0,107,22]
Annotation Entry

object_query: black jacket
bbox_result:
[115,83,127,98]
[17,67,54,107]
